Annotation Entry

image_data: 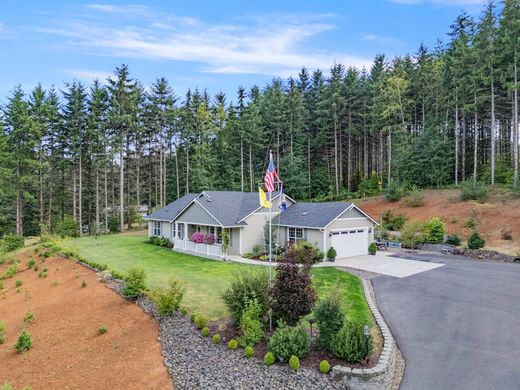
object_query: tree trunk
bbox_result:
[491,71,496,186]
[514,46,519,185]
[79,154,83,236]
[185,144,190,194]
[462,115,466,182]
[473,92,478,182]
[455,102,459,185]
[387,129,392,183]
[16,162,22,236]
[95,168,100,235]
[159,146,163,206]
[119,146,124,233]
[175,143,180,199]
[333,111,339,196]
[249,145,253,192]
[39,144,44,232]
[136,144,141,209]
[240,139,244,192]
[73,169,77,222]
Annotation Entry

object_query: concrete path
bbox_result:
[228,251,443,278]
[373,252,520,390]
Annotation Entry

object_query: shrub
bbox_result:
[201,327,210,337]
[0,320,5,344]
[289,355,300,371]
[26,258,36,269]
[244,346,254,358]
[460,180,488,202]
[212,334,221,344]
[384,179,404,202]
[191,232,205,243]
[406,186,424,207]
[242,253,254,259]
[271,255,316,326]
[264,351,275,366]
[2,235,24,252]
[14,330,32,353]
[23,311,34,324]
[194,314,208,329]
[107,214,121,233]
[98,325,107,335]
[400,220,424,249]
[326,246,337,260]
[181,307,188,316]
[357,175,382,197]
[382,210,406,231]
[81,280,87,288]
[445,234,461,246]
[110,270,124,280]
[122,267,146,299]
[268,323,310,361]
[239,298,264,347]
[147,236,171,248]
[464,217,477,229]
[151,279,184,316]
[423,218,445,244]
[228,339,238,350]
[468,231,485,249]
[501,227,513,241]
[332,321,371,363]
[190,313,197,322]
[287,241,323,264]
[204,233,216,245]
[314,285,344,352]
[2,264,18,279]
[368,242,377,254]
[15,280,22,288]
[251,244,264,258]
[319,360,331,374]
[221,269,269,324]
[54,216,80,238]
[0,383,14,390]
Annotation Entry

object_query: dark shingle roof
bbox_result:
[144,193,198,222]
[197,191,262,226]
[275,202,352,229]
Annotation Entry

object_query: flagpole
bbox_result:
[268,187,272,332]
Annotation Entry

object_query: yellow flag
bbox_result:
[258,187,272,208]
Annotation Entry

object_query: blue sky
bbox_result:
[0,0,487,103]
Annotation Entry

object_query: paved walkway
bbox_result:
[228,251,443,278]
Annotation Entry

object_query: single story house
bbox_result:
[144,191,377,259]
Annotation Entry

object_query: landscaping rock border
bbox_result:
[332,279,397,390]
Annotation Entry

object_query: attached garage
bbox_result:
[275,202,378,259]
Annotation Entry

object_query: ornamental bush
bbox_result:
[194,314,208,329]
[221,269,269,324]
[423,218,445,244]
[228,339,238,350]
[122,267,146,299]
[368,242,377,254]
[467,231,485,249]
[181,307,188,316]
[191,232,205,243]
[54,216,80,238]
[263,351,275,366]
[445,234,461,246]
[326,246,337,260]
[204,233,216,245]
[244,346,254,358]
[406,186,424,207]
[271,255,316,326]
[287,241,323,264]
[332,321,372,363]
[212,334,221,344]
[239,298,264,347]
[151,279,184,315]
[382,210,407,231]
[319,360,331,374]
[14,330,32,353]
[289,355,300,371]
[201,327,210,337]
[1,234,24,253]
[268,323,310,361]
[314,285,344,352]
[384,179,405,202]
[460,180,488,202]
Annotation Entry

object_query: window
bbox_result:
[172,223,176,239]
[288,227,304,243]
[216,227,223,244]
[178,224,184,239]
[153,221,161,236]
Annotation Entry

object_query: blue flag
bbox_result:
[279,185,287,211]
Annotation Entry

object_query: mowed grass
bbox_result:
[67,233,372,324]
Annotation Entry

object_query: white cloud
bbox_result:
[58,68,112,82]
[38,6,373,77]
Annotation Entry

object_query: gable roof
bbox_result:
[273,200,381,229]
[196,191,264,227]
[143,193,198,222]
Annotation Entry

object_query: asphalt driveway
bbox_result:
[372,252,520,390]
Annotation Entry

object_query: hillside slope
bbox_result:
[357,189,520,255]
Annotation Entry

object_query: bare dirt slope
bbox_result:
[358,189,520,255]
[0,251,171,390]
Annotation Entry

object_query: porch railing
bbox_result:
[173,238,222,258]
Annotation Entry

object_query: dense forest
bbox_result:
[0,1,519,237]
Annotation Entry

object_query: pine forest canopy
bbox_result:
[1,1,520,237]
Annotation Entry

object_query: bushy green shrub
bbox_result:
[54,217,80,238]
[190,313,197,322]
[268,323,310,361]
[0,320,5,344]
[228,339,238,350]
[122,267,146,299]
[98,325,107,335]
[357,175,382,197]
[212,334,221,344]
[464,217,477,229]
[445,234,461,246]
[368,242,377,254]
[147,236,172,248]
[289,355,300,371]
[406,186,424,207]
[319,360,331,374]
[382,210,407,231]
[400,220,424,249]
[244,346,254,358]
[221,269,269,324]
[14,330,32,353]
[326,247,336,260]
[423,218,445,244]
[384,179,404,202]
[24,311,34,324]
[201,327,209,337]
[264,351,275,366]
[181,307,188,316]
[460,180,488,202]
[15,280,22,288]
[2,264,18,279]
[1,235,24,252]
[467,231,485,249]
[151,279,184,315]
[194,314,208,329]
[110,270,124,280]
[239,298,264,347]
[108,214,121,233]
[332,321,371,363]
[251,244,264,258]
[287,241,323,264]
[26,258,36,269]
[314,286,344,352]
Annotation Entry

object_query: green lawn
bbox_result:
[66,233,372,324]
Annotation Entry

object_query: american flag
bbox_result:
[264,152,280,193]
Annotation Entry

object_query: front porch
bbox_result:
[173,237,223,259]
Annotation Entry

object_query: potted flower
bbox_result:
[368,242,377,255]
[326,246,337,262]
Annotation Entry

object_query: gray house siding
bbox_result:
[228,228,241,255]
[147,220,172,240]
[176,201,221,226]
[339,207,366,219]
[306,228,324,252]
[241,212,270,254]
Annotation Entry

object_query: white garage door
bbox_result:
[330,228,368,258]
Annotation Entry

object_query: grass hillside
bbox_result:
[358,188,520,256]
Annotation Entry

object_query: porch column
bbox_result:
[184,222,188,241]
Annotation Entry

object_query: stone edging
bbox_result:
[332,279,397,390]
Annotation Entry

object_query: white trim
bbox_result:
[236,193,296,223]
[322,204,378,229]
[347,204,379,225]
[144,218,171,222]
[330,226,367,233]
[276,223,325,230]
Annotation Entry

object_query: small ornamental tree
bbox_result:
[271,251,317,326]
[204,233,216,245]
[191,232,205,243]
[314,284,344,351]
[423,218,445,244]
[467,231,485,249]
